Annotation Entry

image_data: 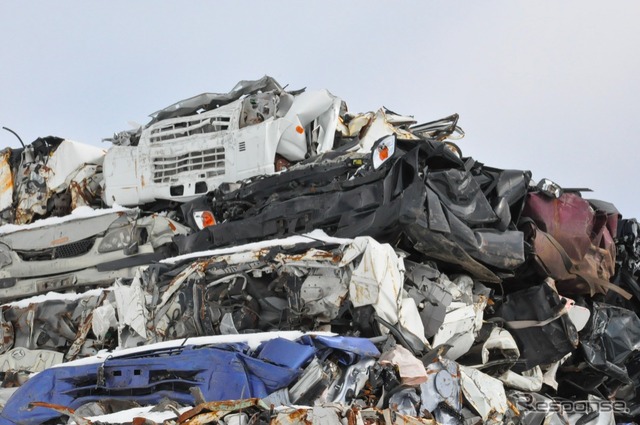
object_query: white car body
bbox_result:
[0,207,190,301]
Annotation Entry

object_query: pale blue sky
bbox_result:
[1,1,639,217]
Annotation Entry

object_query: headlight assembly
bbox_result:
[97,226,133,253]
[0,243,12,268]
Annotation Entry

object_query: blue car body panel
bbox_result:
[0,335,379,425]
[0,344,299,425]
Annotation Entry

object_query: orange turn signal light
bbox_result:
[378,146,389,161]
[201,211,216,228]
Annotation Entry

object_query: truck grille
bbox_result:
[152,148,225,184]
[149,116,231,143]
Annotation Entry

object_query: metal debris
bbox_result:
[0,77,638,425]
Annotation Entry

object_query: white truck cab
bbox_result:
[103,78,342,206]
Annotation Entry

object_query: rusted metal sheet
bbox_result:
[69,164,102,210]
[65,291,108,361]
[132,418,159,425]
[0,150,13,218]
[271,408,312,425]
[28,401,93,425]
[179,398,270,424]
[0,78,638,425]
[3,138,105,225]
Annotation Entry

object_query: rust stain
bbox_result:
[282,408,311,424]
[253,248,270,260]
[15,208,29,225]
[0,154,13,194]
[287,254,307,262]
[0,174,12,194]
[506,399,520,415]
[29,402,93,424]
[279,250,340,265]
[69,180,94,208]
[200,258,215,268]
[178,406,201,423]
[347,406,360,425]
[66,291,108,361]
[196,261,209,273]
[179,398,270,424]
[141,175,146,188]
[65,312,94,361]
[274,155,291,172]
[165,268,193,293]
[133,418,158,425]
[2,371,23,388]
[69,182,81,209]
[29,401,76,414]
[168,221,177,231]
[179,411,221,425]
[1,312,14,349]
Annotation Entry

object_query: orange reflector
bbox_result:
[378,146,389,161]
[295,125,304,134]
[51,236,70,246]
[201,211,216,228]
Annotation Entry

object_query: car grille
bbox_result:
[16,238,96,261]
[152,147,225,184]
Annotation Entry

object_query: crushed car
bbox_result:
[0,77,638,425]
[0,136,105,226]
[175,134,531,284]
[0,332,380,425]
[0,206,190,302]
[101,76,464,207]
[102,76,344,206]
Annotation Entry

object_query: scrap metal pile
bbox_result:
[0,77,638,424]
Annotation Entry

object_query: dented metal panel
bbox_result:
[0,333,379,425]
[175,138,528,285]
[0,348,63,372]
[0,207,190,301]
[460,365,508,424]
[0,77,637,425]
[103,78,343,206]
[178,398,270,424]
[4,138,105,225]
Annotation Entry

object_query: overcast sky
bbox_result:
[1,1,639,217]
